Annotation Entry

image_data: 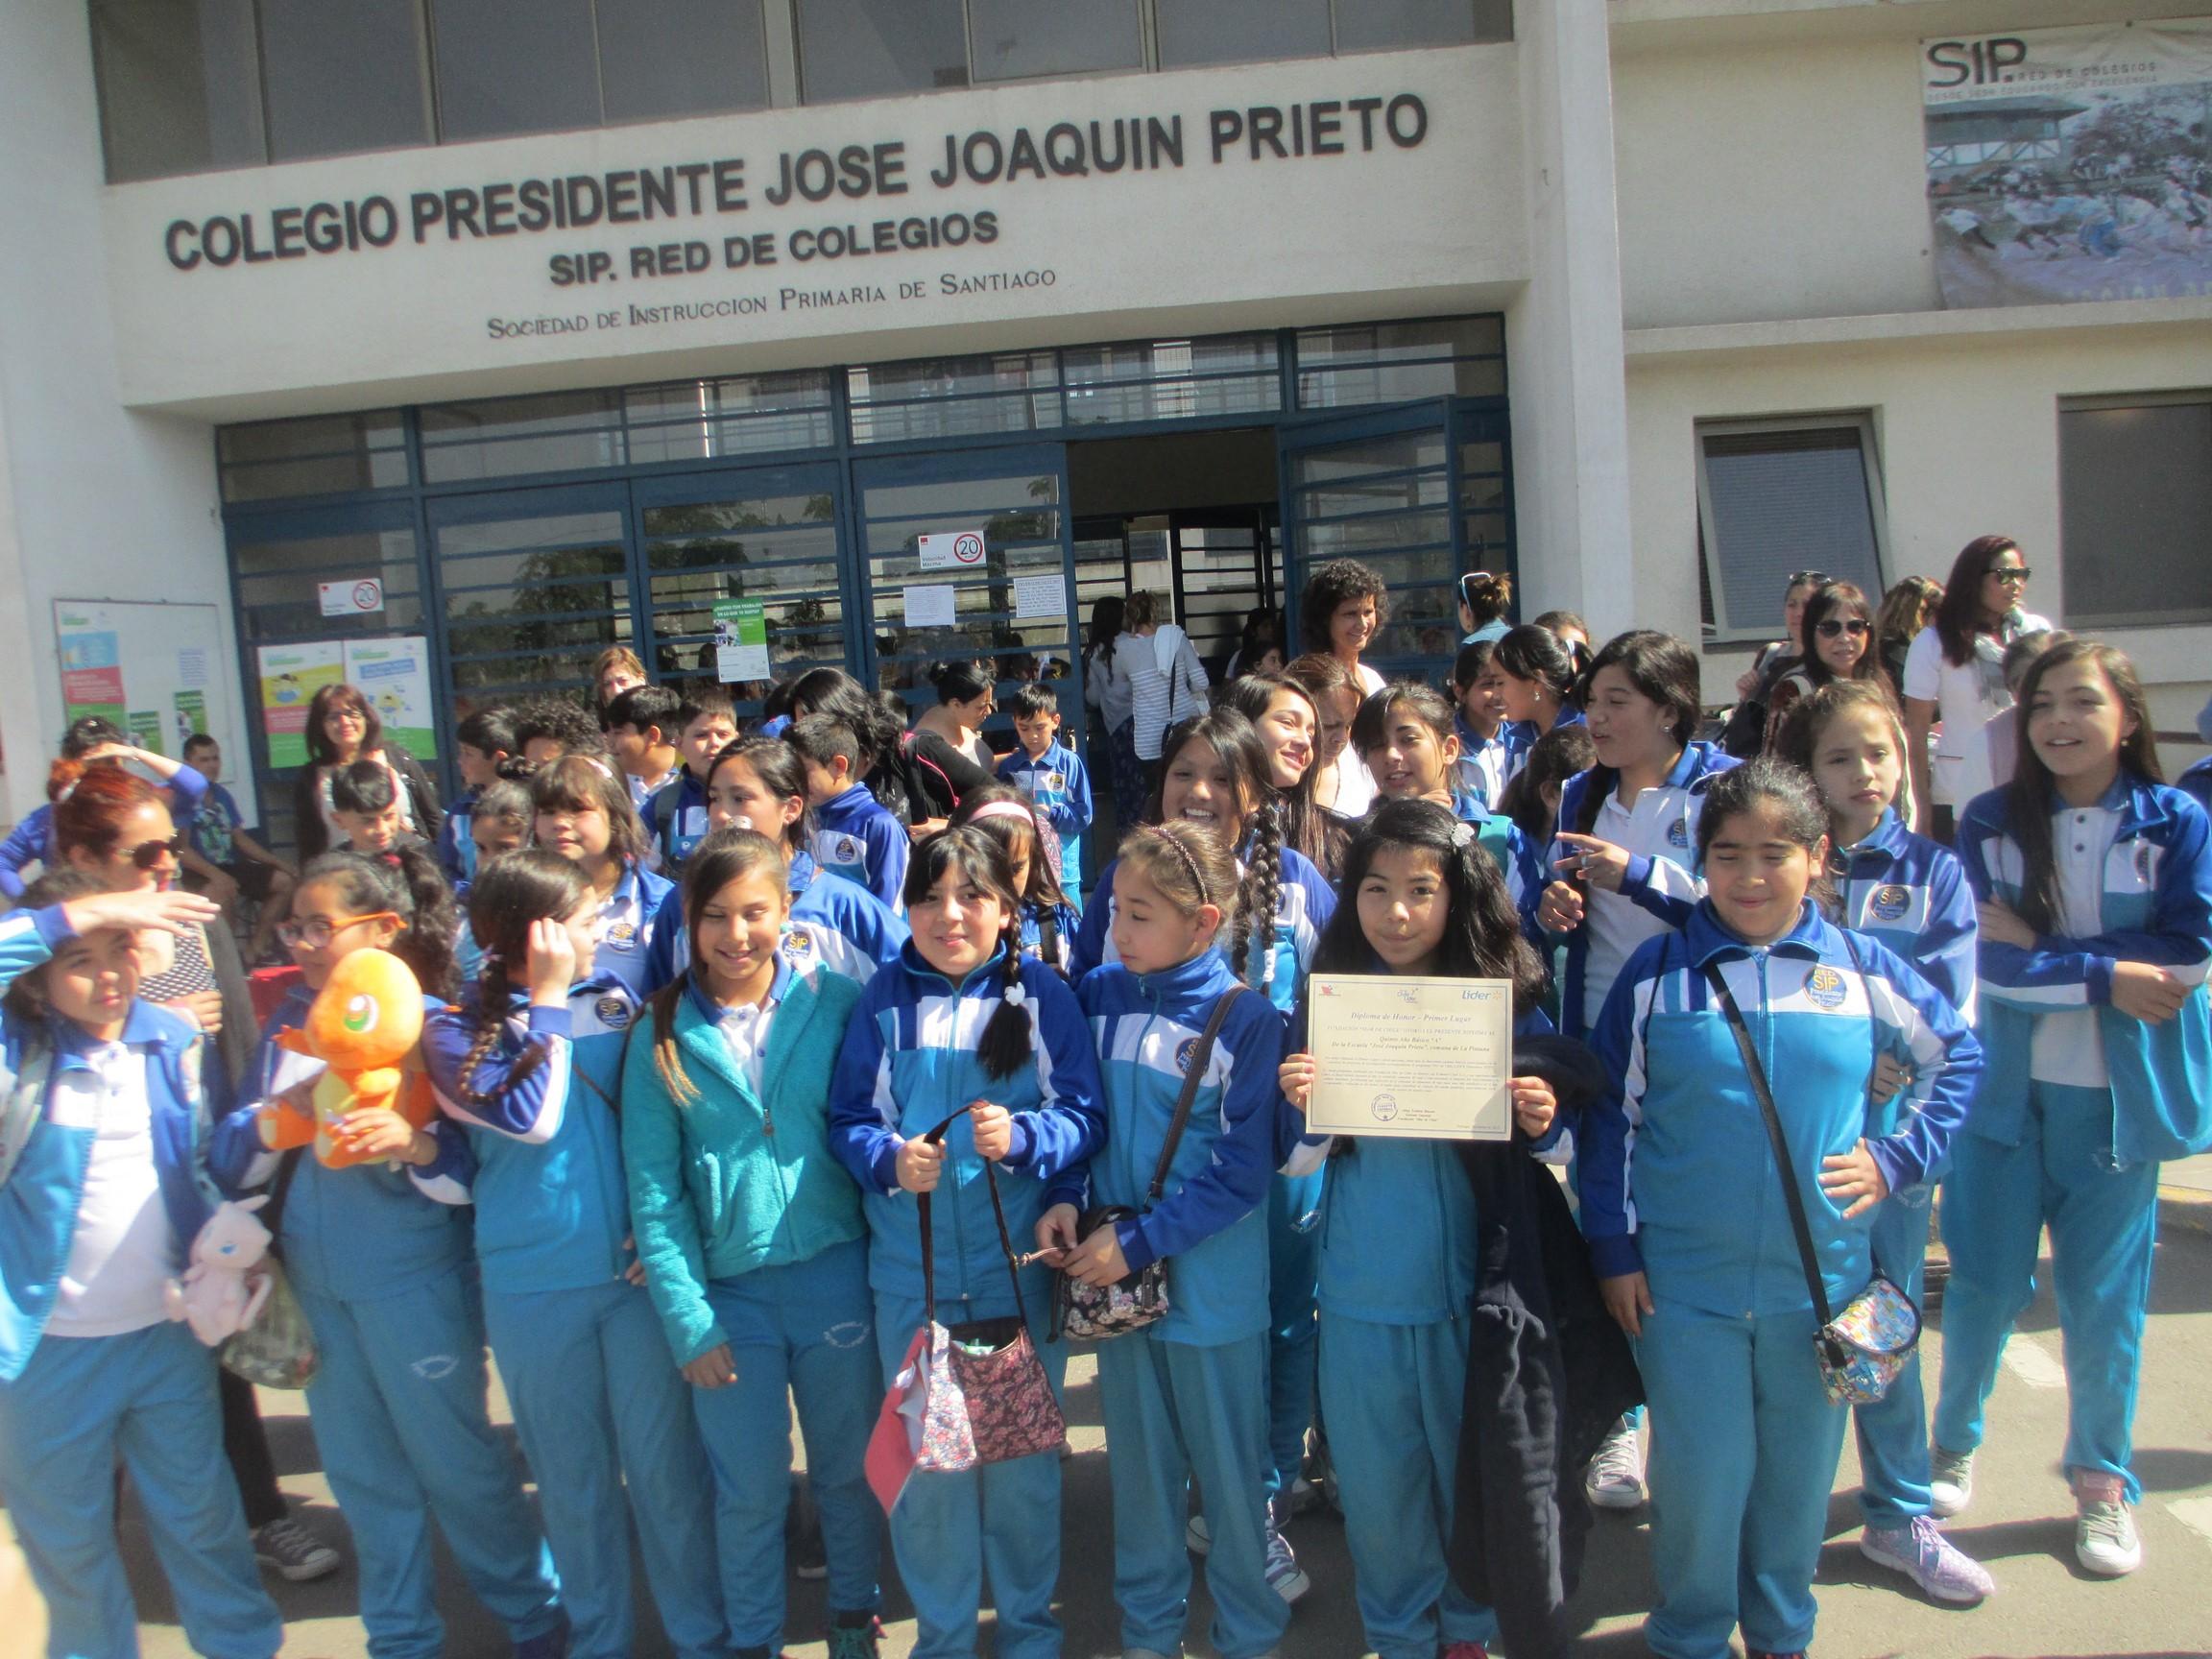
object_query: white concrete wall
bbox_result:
[1624,317,2212,756]
[0,1,239,827]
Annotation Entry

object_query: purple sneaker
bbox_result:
[1860,1515,1995,1603]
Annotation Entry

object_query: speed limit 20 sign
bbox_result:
[917,530,988,572]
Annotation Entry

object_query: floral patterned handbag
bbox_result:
[1052,986,1245,1342]
[911,1104,1065,1474]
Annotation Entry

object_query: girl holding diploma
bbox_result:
[1276,800,1565,1659]
[1578,760,1983,1659]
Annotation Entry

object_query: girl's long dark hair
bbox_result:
[950,784,1069,912]
[1572,631,1702,836]
[1693,757,1836,915]
[1497,723,1595,845]
[1149,708,1284,986]
[1312,800,1546,1013]
[1216,672,1346,877]
[647,829,789,1107]
[304,683,381,767]
[2004,640,2162,934]
[459,850,591,1107]
[1933,535,2023,667]
[1494,624,1580,706]
[902,828,1035,1081]
[300,848,459,1001]
[530,755,652,866]
[1349,681,1456,770]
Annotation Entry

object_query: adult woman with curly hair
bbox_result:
[1298,558,1390,698]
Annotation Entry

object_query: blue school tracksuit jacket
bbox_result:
[645,770,714,872]
[812,784,910,913]
[1954,777,2212,1164]
[2176,756,2212,815]
[1501,707,1585,784]
[1070,843,1337,1019]
[0,907,221,1380]
[1548,742,1741,1038]
[1834,809,1978,1020]
[828,946,1105,1312]
[647,849,909,990]
[1579,902,1983,1310]
[1453,718,1512,815]
[437,786,480,888]
[1050,950,1287,1345]
[591,860,675,1004]
[997,740,1094,883]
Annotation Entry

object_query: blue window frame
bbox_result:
[219,318,1507,849]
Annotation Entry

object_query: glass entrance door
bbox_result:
[851,445,1076,741]
[1280,401,1468,685]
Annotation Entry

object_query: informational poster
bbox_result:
[1924,20,2212,307]
[343,637,437,758]
[903,585,958,628]
[711,597,771,683]
[257,641,345,769]
[57,600,245,781]
[1012,572,1067,620]
[917,530,987,572]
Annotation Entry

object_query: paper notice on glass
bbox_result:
[1303,975,1514,1141]
[903,585,957,628]
[1012,572,1065,619]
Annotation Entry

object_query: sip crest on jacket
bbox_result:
[1956,777,2212,1163]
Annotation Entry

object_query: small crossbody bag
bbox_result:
[1701,954,1920,1407]
[1052,985,1245,1341]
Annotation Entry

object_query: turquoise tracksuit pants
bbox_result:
[1639,1298,1850,1659]
[694,1238,881,1650]
[1317,1311,1497,1659]
[874,1290,1067,1659]
[0,1321,282,1659]
[1263,1172,1321,1511]
[1934,1080,2160,1503]
[1097,1328,1287,1659]
[1854,1184,1936,1524]
[484,1280,727,1659]
[300,1273,562,1659]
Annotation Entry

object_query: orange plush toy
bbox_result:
[262,949,433,1168]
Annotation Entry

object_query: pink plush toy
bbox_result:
[164,1196,276,1347]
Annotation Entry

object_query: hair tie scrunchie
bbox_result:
[1450,821,1476,850]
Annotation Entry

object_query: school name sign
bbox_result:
[156,94,1433,289]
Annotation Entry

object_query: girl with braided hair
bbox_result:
[1045,820,1296,1659]
[827,828,1105,1659]
[424,850,726,1659]
[1067,706,1337,1600]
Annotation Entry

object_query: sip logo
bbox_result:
[1868,884,1912,923]
[1803,966,1848,1010]
[1667,818,1690,848]
[785,926,814,956]
[837,835,861,864]
[1925,36,2029,88]
[1174,1036,1202,1075]
[594,995,634,1029]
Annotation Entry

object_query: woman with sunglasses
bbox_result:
[1761,582,1888,754]
[1902,537,2050,841]
[49,764,347,1584]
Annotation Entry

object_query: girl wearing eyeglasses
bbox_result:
[1902,537,2050,841]
[1761,582,1888,755]
[210,849,567,1655]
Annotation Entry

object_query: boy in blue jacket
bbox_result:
[998,684,1094,908]
[793,713,909,913]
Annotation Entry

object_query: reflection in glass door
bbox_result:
[852,445,1076,745]
[426,483,636,718]
[631,464,848,724]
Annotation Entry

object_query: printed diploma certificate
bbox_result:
[1303,974,1513,1141]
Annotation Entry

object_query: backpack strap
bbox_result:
[1145,986,1247,1207]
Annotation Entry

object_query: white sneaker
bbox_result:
[1185,1513,1211,1554]
[1927,1447,1974,1519]
[2076,1496,2143,1576]
[1584,1415,1646,1509]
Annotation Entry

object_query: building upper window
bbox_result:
[2059,393,2212,628]
[93,0,1504,182]
[1695,416,1888,644]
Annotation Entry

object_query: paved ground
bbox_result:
[21,1193,2211,1658]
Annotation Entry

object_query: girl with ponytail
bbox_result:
[827,829,1106,1659]
[424,850,725,1659]
[1067,706,1338,1595]
[950,784,1081,974]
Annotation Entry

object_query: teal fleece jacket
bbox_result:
[620,960,868,1365]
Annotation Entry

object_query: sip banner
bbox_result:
[1924,20,2212,308]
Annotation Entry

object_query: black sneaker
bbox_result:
[252,1517,340,1582]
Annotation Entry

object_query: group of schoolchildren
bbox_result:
[2,578,2207,1659]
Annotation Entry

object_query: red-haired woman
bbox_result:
[51,766,342,1581]
[291,683,443,860]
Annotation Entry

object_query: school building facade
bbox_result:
[1,0,2207,842]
